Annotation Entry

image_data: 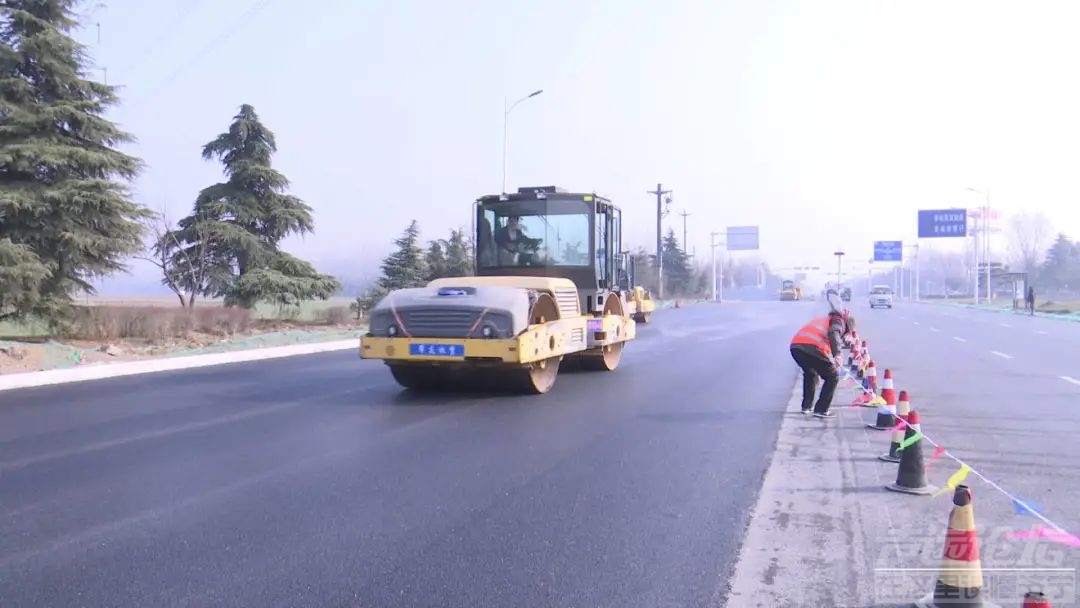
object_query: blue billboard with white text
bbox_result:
[918,209,967,238]
[873,241,903,262]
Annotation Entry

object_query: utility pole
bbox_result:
[680,210,691,253]
[648,183,672,299]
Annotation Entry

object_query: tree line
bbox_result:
[0,1,338,328]
[358,222,772,313]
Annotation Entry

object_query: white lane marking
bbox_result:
[913,321,920,326]
[1035,330,1048,335]
[990,350,1014,360]
[929,327,940,332]
[953,336,967,342]
[999,323,1012,328]
[1062,376,1080,386]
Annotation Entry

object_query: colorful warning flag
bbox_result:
[897,431,923,451]
[933,463,972,497]
[1011,497,1043,516]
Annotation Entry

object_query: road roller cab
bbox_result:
[360,186,654,394]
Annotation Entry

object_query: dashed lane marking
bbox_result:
[1062,376,1080,386]
[953,337,967,342]
[913,321,920,326]
[1035,330,1048,335]
[999,323,1012,328]
[929,327,940,332]
[990,350,1014,360]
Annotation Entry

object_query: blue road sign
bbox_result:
[726,226,759,251]
[873,240,903,262]
[918,209,967,238]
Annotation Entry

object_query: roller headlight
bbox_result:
[481,325,494,338]
[387,324,398,337]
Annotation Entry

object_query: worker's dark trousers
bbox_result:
[790,344,839,414]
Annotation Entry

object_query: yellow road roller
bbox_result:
[359,186,657,394]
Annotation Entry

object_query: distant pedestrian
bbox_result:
[1026,286,1035,316]
[789,293,854,418]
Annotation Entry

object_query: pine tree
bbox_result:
[661,228,691,295]
[0,0,152,320]
[1038,233,1080,290]
[377,220,426,292]
[168,104,339,308]
[424,239,447,281]
[443,228,473,277]
[0,210,49,318]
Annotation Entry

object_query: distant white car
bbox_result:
[869,286,894,309]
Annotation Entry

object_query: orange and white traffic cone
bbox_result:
[885,410,935,495]
[878,390,910,462]
[867,361,879,394]
[915,485,1001,607]
[868,374,897,428]
[880,369,896,404]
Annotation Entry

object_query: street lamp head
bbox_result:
[529,89,543,98]
[834,250,845,256]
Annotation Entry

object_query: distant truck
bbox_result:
[779,280,802,301]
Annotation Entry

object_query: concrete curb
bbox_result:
[0,339,358,392]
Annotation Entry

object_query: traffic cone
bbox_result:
[866,361,879,394]
[915,485,1001,607]
[867,376,897,429]
[880,369,896,404]
[1023,591,1050,607]
[878,390,911,462]
[885,410,935,495]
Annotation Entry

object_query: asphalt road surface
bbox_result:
[848,300,1080,548]
[0,301,817,608]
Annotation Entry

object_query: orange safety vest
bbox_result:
[790,315,833,359]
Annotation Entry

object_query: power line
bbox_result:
[128,0,277,107]
[111,0,209,79]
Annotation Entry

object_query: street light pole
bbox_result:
[710,231,722,302]
[502,89,543,194]
[967,187,993,303]
[834,250,845,293]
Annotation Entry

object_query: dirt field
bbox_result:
[0,296,364,375]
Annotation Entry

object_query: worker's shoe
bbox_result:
[813,411,836,419]
[801,407,812,415]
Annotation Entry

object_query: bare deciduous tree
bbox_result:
[1006,211,1054,276]
[136,206,213,309]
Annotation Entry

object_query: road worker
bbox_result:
[789,293,855,418]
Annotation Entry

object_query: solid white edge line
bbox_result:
[0,339,359,392]
[990,350,1014,360]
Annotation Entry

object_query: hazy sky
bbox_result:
[75,0,1080,292]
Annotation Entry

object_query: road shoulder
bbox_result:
[724,379,883,607]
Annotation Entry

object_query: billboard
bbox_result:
[873,240,903,262]
[726,226,759,251]
[917,209,967,238]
